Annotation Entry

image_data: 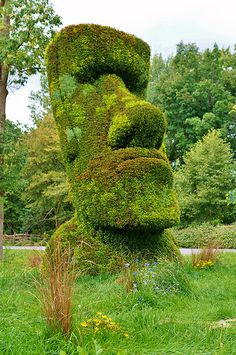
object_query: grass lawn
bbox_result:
[0,250,236,354]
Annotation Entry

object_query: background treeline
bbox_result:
[147,42,236,162]
[3,42,236,235]
[3,116,73,235]
[147,42,236,225]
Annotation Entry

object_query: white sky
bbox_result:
[6,0,236,125]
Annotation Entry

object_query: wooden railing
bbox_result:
[3,234,42,243]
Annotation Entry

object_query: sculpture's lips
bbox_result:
[75,147,178,231]
[115,156,166,177]
[111,147,167,161]
[109,147,170,179]
[79,147,172,186]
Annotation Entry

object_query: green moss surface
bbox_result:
[46,24,150,95]
[46,24,180,262]
[49,217,181,274]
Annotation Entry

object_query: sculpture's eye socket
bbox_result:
[108,102,166,150]
[46,24,151,98]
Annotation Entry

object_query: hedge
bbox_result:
[173,223,236,249]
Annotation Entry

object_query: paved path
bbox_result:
[3,246,236,254]
[180,248,236,255]
[3,246,46,250]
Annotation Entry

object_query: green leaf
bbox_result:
[59,351,67,355]
[77,346,88,355]
[93,339,103,354]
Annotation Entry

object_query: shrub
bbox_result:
[173,223,236,248]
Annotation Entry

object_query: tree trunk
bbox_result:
[0,0,10,259]
[0,67,8,259]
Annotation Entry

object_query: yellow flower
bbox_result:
[95,318,102,325]
[102,315,109,320]
[108,323,119,330]
[80,322,88,327]
[123,333,129,337]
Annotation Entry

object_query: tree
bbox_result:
[28,73,52,124]
[2,120,26,234]
[2,115,73,235]
[147,43,236,163]
[0,0,61,257]
[175,130,236,224]
[22,115,73,235]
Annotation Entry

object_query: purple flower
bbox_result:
[144,263,150,267]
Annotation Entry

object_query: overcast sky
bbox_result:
[6,0,236,125]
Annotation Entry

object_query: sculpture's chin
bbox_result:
[73,148,180,231]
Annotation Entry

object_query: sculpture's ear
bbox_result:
[46,24,150,96]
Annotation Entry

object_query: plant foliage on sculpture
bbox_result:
[46,24,180,270]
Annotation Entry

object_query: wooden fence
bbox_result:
[3,234,42,243]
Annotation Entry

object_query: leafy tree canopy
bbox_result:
[147,42,236,163]
[21,115,73,234]
[175,130,236,224]
[3,116,73,235]
[2,119,26,234]
[0,0,61,256]
[0,0,61,87]
[28,74,52,124]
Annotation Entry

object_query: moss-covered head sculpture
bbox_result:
[46,24,180,268]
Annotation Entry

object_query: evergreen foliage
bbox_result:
[46,24,180,264]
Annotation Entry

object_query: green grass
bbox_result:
[1,250,236,354]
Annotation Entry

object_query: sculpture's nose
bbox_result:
[108,100,166,150]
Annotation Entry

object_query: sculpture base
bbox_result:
[48,216,182,275]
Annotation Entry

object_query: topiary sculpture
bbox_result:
[46,24,180,273]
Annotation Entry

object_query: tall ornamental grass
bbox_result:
[36,241,76,334]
